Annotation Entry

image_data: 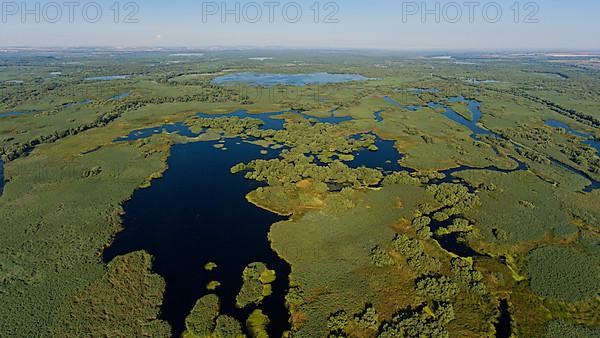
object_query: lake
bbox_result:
[212,72,370,86]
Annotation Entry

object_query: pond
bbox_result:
[212,72,370,86]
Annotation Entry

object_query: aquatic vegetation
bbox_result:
[415,275,459,302]
[49,251,170,337]
[369,245,395,267]
[526,246,600,302]
[378,303,455,338]
[233,156,383,189]
[456,171,577,244]
[183,294,220,337]
[204,262,218,271]
[183,294,246,338]
[206,281,221,291]
[450,258,487,297]
[391,234,441,273]
[246,309,270,338]
[2,51,600,338]
[327,310,350,334]
[543,320,600,338]
[236,262,277,308]
[353,304,380,330]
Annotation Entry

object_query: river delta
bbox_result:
[0,50,599,338]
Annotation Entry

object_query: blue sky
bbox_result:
[1,0,599,50]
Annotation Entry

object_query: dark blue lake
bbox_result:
[212,72,370,86]
[104,138,290,337]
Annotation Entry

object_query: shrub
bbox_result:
[527,246,600,302]
[544,320,600,338]
[415,276,459,302]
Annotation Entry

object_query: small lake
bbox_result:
[84,75,130,81]
[212,72,370,86]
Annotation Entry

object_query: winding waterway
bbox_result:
[545,119,600,155]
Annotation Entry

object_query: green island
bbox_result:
[1,49,599,338]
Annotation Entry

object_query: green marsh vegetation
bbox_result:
[1,50,599,337]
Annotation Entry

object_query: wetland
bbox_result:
[1,49,599,338]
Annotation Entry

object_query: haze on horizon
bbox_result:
[1,0,599,50]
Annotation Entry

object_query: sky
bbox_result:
[1,0,599,50]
